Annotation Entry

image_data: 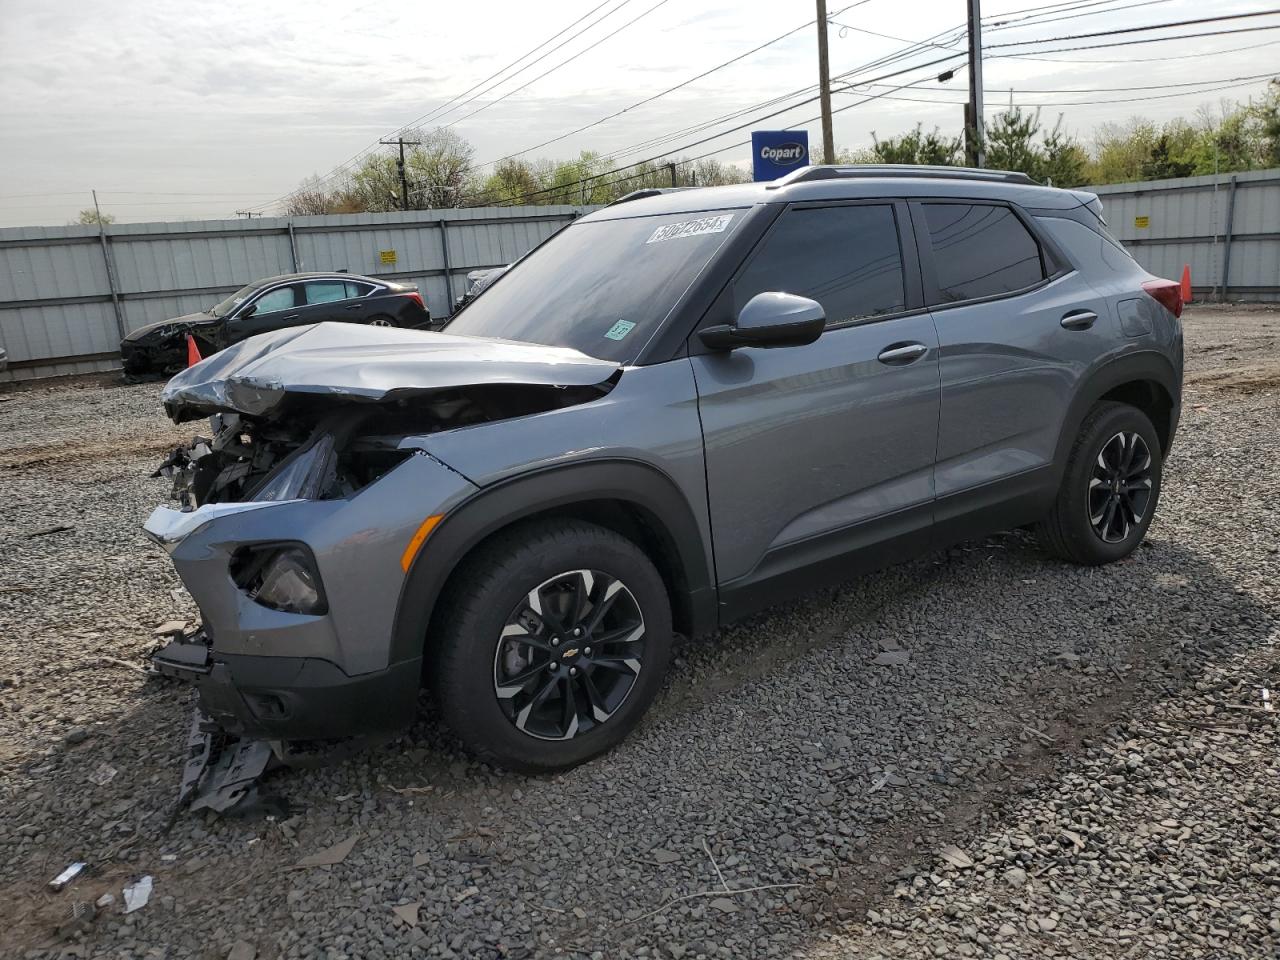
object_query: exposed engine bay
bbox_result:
[153,382,612,509]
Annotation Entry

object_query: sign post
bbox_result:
[751,131,810,182]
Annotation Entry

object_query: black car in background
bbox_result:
[120,272,430,375]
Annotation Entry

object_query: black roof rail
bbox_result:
[606,187,695,207]
[767,164,1038,188]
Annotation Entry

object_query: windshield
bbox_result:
[210,281,265,318]
[444,209,744,361]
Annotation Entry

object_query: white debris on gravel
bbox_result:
[1,307,1278,959]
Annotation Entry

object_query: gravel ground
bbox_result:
[1,305,1277,960]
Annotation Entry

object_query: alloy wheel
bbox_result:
[368,317,393,327]
[493,569,646,741]
[1088,431,1153,543]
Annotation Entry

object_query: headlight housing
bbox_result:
[250,436,337,503]
[231,544,327,615]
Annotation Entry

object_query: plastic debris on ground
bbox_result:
[122,875,153,913]
[48,862,86,892]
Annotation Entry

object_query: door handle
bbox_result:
[1061,309,1098,330]
[281,314,300,321]
[877,342,928,365]
[345,304,363,310]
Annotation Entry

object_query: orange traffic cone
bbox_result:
[1180,264,1192,304]
[185,333,202,367]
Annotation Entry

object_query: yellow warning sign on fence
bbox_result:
[1134,216,1150,229]
[379,249,397,265]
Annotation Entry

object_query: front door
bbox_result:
[224,283,300,344]
[690,201,941,610]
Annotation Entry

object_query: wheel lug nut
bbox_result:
[551,638,560,646]
[584,646,592,656]
[573,628,582,637]
[569,667,578,677]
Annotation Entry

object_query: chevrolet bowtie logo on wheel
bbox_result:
[560,647,580,659]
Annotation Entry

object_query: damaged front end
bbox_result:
[142,322,618,811]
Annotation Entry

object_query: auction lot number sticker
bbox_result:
[646,213,734,244]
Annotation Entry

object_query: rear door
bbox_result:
[296,279,367,325]
[690,200,941,605]
[914,199,1112,528]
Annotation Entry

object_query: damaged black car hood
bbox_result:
[125,312,219,343]
[160,321,620,422]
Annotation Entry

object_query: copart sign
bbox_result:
[752,130,810,182]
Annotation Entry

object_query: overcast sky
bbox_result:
[0,0,1276,226]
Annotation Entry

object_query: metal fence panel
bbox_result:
[1091,168,1280,301]
[0,205,591,381]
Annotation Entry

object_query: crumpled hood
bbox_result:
[124,312,218,343]
[161,321,618,422]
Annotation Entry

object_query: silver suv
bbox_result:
[146,165,1183,774]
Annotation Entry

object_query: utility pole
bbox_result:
[666,162,677,187]
[91,190,127,341]
[965,0,985,167]
[380,136,421,210]
[816,0,835,164]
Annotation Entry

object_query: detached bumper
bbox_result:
[152,630,420,740]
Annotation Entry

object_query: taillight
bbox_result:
[404,291,425,310]
[1141,278,1183,318]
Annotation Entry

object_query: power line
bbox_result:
[439,0,672,132]
[400,0,630,131]
[986,8,1280,49]
[997,35,1280,62]
[988,21,1280,55]
[487,60,967,206]
[462,1,872,206]
[838,74,1277,108]
[247,0,638,212]
[482,12,1280,207]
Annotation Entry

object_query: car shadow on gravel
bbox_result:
[4,531,1273,958]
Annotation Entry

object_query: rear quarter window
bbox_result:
[923,203,1045,303]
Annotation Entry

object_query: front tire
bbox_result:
[1036,401,1163,565]
[431,520,672,773]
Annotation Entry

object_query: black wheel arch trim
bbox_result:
[1054,349,1180,477]
[390,458,718,664]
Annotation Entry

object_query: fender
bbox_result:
[1052,349,1181,478]
[389,458,718,664]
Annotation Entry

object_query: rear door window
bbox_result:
[303,280,351,304]
[734,204,906,326]
[345,282,376,298]
[922,203,1045,303]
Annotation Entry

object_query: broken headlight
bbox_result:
[249,435,337,503]
[231,544,327,615]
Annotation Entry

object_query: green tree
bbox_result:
[870,125,962,165]
[984,107,1042,175]
[1038,117,1089,187]
[76,208,115,226]
[480,158,540,204]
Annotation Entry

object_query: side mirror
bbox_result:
[698,292,825,351]
[235,303,257,321]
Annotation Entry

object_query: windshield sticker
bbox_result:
[645,213,734,245]
[605,319,637,341]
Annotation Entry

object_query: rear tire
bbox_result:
[1036,401,1162,565]
[366,315,397,328]
[431,520,672,773]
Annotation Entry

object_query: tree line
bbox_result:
[161,76,1274,219]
